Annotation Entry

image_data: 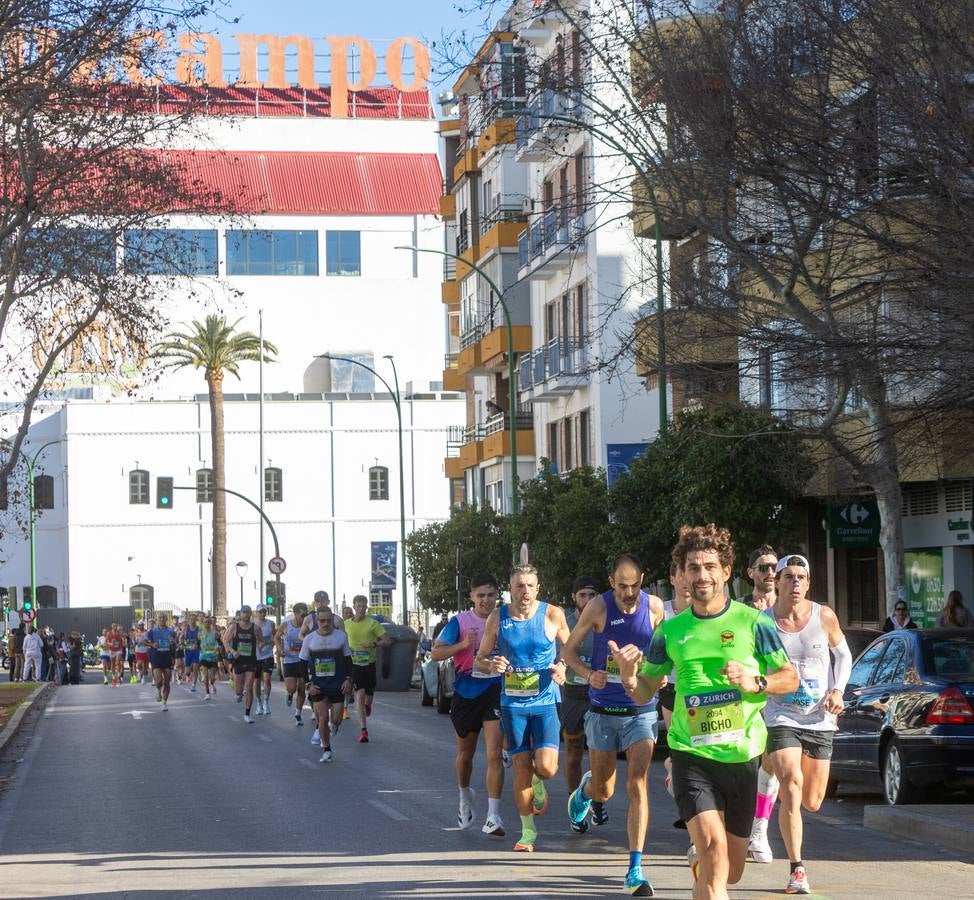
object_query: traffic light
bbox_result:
[157,477,174,509]
[23,595,32,613]
[265,580,286,607]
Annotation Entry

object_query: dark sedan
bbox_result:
[829,628,974,804]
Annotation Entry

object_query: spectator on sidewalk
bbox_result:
[56,632,69,684]
[67,631,83,685]
[22,626,43,681]
[432,612,449,640]
[42,630,58,681]
[883,601,919,632]
[936,591,972,628]
[10,625,25,682]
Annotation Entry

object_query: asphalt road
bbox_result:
[0,681,971,899]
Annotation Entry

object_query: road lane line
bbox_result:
[257,733,272,742]
[298,758,317,769]
[367,798,408,822]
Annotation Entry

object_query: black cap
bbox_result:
[572,575,598,593]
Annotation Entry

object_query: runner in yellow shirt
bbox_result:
[344,594,392,743]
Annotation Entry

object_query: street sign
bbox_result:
[7,611,20,629]
[268,556,287,575]
[828,500,881,549]
[21,609,35,623]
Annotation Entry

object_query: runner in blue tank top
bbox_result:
[475,564,570,854]
[562,554,665,898]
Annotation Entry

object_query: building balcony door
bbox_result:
[846,551,880,625]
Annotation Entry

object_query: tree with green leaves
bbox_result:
[513,464,620,604]
[405,504,512,613]
[153,316,278,615]
[611,405,813,582]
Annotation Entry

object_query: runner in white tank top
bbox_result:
[764,554,851,897]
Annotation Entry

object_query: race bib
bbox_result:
[157,638,170,651]
[290,642,302,654]
[569,655,591,686]
[605,654,622,684]
[237,640,253,656]
[781,677,823,710]
[351,649,370,666]
[504,670,540,697]
[184,640,197,650]
[684,689,745,747]
[314,659,336,677]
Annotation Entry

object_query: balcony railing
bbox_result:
[484,410,534,435]
[481,196,528,230]
[517,208,586,269]
[446,424,466,455]
[460,319,490,350]
[519,337,589,390]
[442,256,457,281]
[515,89,580,149]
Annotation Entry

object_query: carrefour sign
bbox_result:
[828,500,881,549]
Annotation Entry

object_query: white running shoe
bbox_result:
[295,714,303,726]
[244,714,254,724]
[458,789,476,829]
[748,818,774,864]
[786,866,810,895]
[263,701,271,716]
[311,730,321,745]
[203,694,211,702]
[482,814,505,837]
[319,750,333,763]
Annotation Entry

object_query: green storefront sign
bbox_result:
[905,549,944,628]
[828,500,881,549]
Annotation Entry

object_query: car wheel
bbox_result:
[421,674,434,707]
[883,738,920,805]
[435,672,451,715]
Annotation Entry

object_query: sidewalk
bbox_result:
[864,803,974,857]
[0,681,55,756]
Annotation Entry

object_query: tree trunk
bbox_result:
[208,369,227,617]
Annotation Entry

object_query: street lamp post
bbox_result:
[317,354,409,626]
[235,561,248,610]
[1,438,62,611]
[394,245,522,514]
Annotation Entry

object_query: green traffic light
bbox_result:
[161,497,169,505]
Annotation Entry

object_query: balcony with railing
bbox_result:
[517,207,587,278]
[518,337,590,402]
[442,353,465,392]
[482,408,536,461]
[479,194,529,258]
[515,89,581,161]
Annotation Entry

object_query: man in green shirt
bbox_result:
[611,524,797,900]
[345,594,392,743]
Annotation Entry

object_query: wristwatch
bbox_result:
[754,675,768,693]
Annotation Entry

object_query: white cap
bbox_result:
[774,554,810,576]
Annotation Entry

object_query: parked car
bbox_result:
[843,626,884,660]
[829,628,974,805]
[420,653,454,714]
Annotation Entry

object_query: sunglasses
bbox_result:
[755,563,778,573]
[895,606,907,612]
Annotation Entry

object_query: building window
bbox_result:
[226,230,319,276]
[329,354,375,392]
[326,230,362,276]
[36,585,57,609]
[369,466,389,501]
[33,474,54,510]
[26,227,116,277]
[130,584,154,608]
[264,467,283,502]
[196,468,214,503]
[449,478,465,507]
[578,410,590,467]
[129,469,150,505]
[124,229,218,275]
[547,422,559,473]
[563,419,574,471]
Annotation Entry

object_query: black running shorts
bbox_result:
[669,749,760,838]
[351,663,377,695]
[449,684,501,738]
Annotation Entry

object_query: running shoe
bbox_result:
[343,707,350,720]
[513,839,535,853]
[255,700,265,716]
[687,845,699,884]
[458,790,475,829]
[161,702,168,711]
[236,693,243,703]
[319,750,333,763]
[365,702,372,717]
[625,866,654,897]
[567,770,593,824]
[748,818,773,864]
[130,675,137,684]
[244,714,254,724]
[211,683,217,694]
[482,814,505,837]
[295,714,303,727]
[786,866,810,895]
[156,689,162,703]
[103,676,109,685]
[286,692,293,707]
[502,748,512,768]
[570,817,589,834]
[311,730,321,745]
[357,728,369,743]
[203,694,211,701]
[263,702,271,716]
[591,802,609,826]
[190,685,197,693]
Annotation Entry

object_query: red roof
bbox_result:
[160,149,442,216]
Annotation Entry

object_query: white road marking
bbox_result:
[257,733,272,742]
[367,799,408,822]
[298,758,317,769]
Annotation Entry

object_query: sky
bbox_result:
[198,0,498,88]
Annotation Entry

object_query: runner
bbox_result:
[223,605,261,723]
[299,606,354,762]
[742,546,781,864]
[172,616,185,685]
[145,612,178,710]
[126,626,138,684]
[563,556,664,896]
[559,576,608,834]
[105,622,126,686]
[763,554,850,895]
[610,524,798,900]
[475,564,570,853]
[133,623,150,684]
[97,628,111,685]
[299,591,347,636]
[431,573,506,836]
[182,614,201,693]
[254,605,276,715]
[278,602,310,726]
[345,594,392,744]
[198,617,221,700]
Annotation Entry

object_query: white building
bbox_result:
[0,56,462,617]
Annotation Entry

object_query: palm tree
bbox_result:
[154,316,278,615]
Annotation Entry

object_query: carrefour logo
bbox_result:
[840,503,871,525]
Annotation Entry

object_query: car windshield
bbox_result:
[925,637,974,680]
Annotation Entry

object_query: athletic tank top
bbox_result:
[183,626,199,650]
[453,609,496,679]
[496,602,556,708]
[283,621,305,663]
[256,620,275,660]
[590,590,656,709]
[763,603,835,731]
[135,633,148,652]
[200,630,219,660]
[232,623,256,659]
[563,609,595,695]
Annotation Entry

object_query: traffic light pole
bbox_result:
[173,485,282,625]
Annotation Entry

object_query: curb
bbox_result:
[863,803,974,857]
[0,682,55,757]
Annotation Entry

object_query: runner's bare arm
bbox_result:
[722,659,798,695]
[222,623,236,655]
[610,640,664,705]
[548,606,570,685]
[560,596,607,687]
[474,610,506,673]
[648,594,666,629]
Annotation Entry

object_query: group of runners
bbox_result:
[433,523,851,900]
